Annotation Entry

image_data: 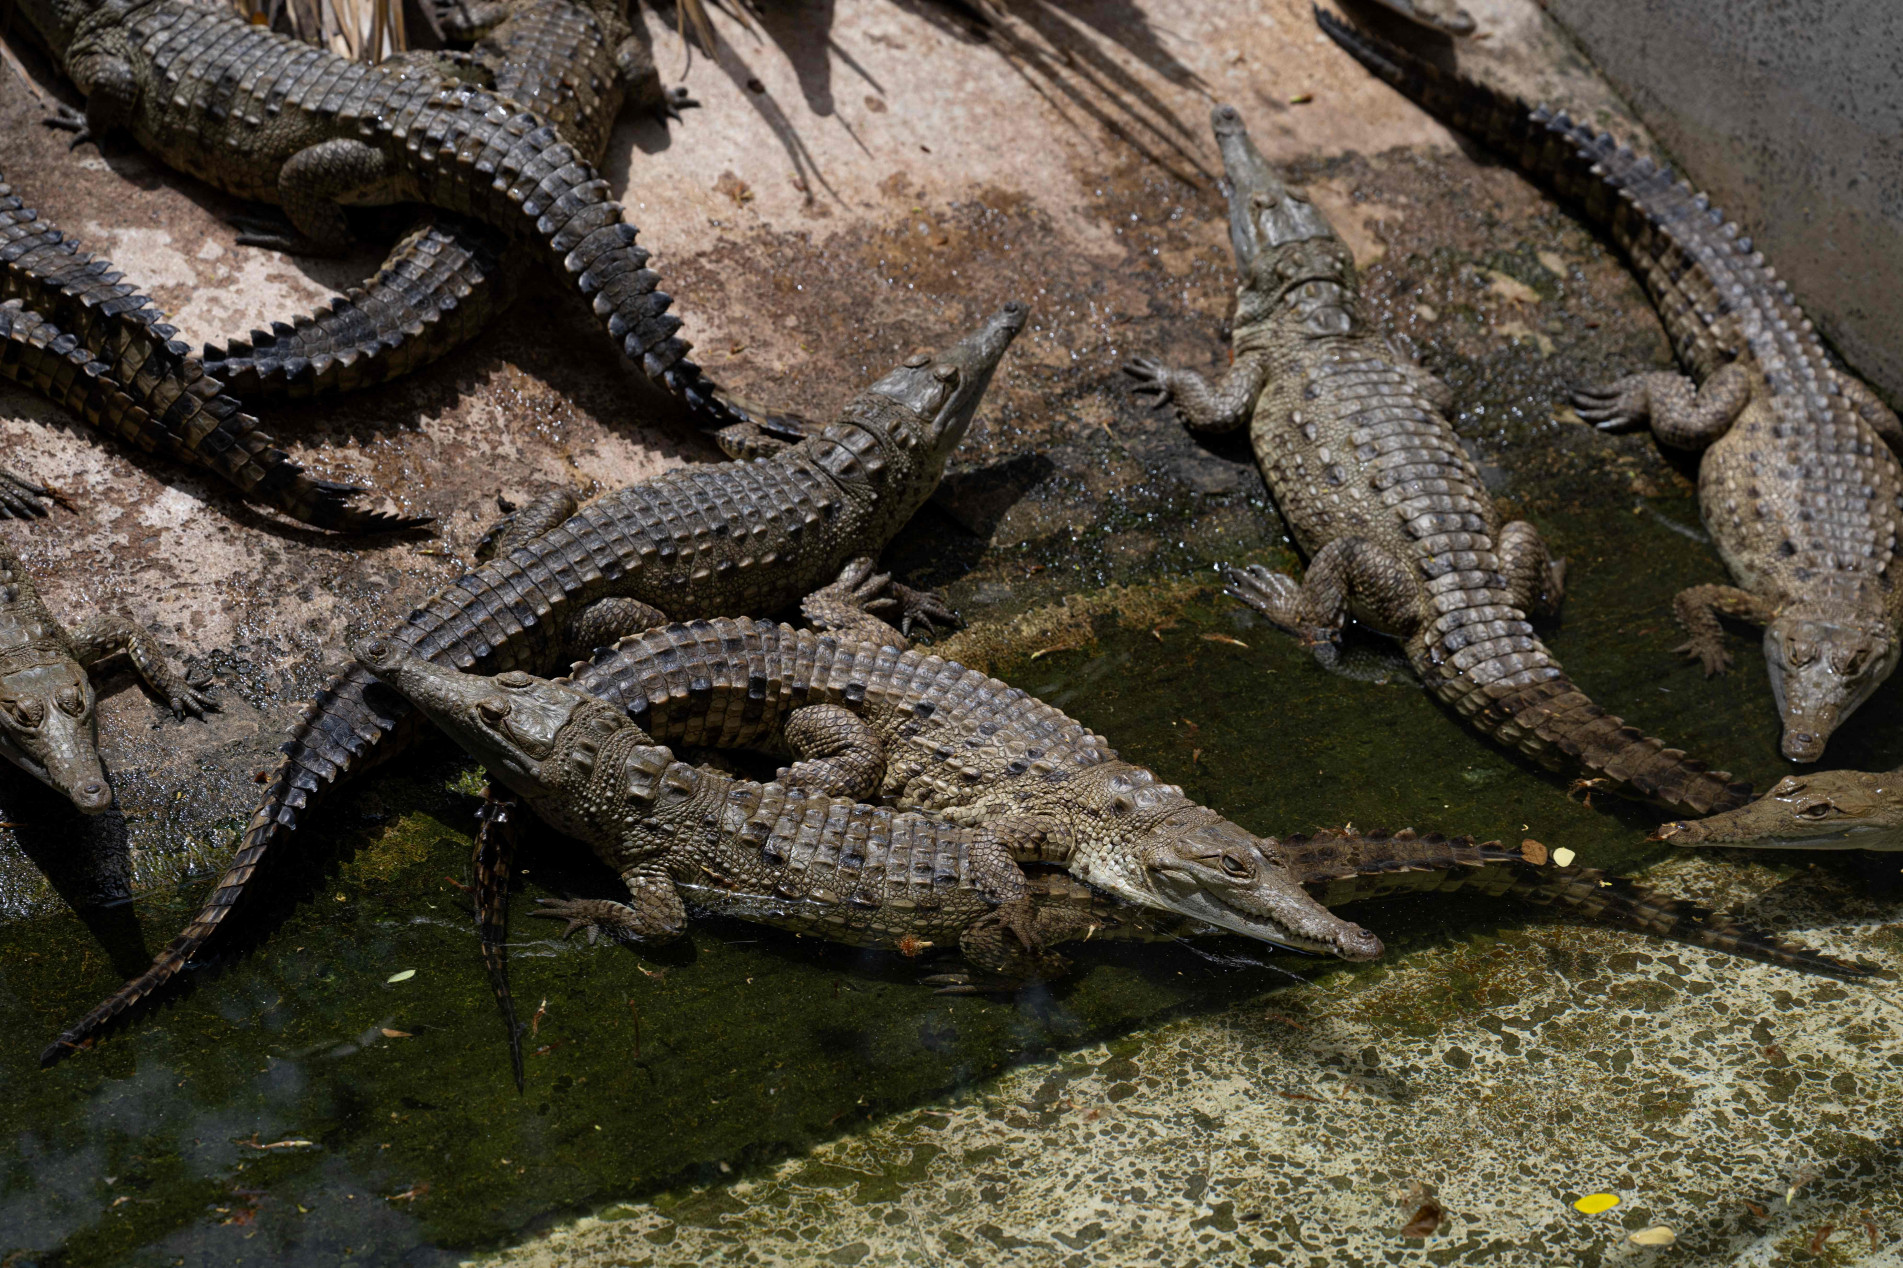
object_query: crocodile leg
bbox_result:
[778,704,886,799]
[1223,539,1422,654]
[931,903,1102,993]
[1671,584,1775,676]
[476,488,583,561]
[0,468,53,519]
[238,139,393,254]
[531,867,688,942]
[565,598,671,654]
[800,557,915,648]
[1834,371,1903,456]
[1573,363,1752,449]
[61,613,215,719]
[1496,520,1567,619]
[1123,350,1269,435]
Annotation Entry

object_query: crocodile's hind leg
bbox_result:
[1573,362,1751,449]
[1222,538,1421,666]
[1672,584,1775,676]
[1123,350,1269,435]
[927,904,1105,993]
[62,614,215,719]
[1497,520,1567,618]
[0,468,54,519]
[1834,371,1903,457]
[778,704,886,799]
[476,489,583,560]
[238,139,393,254]
[531,865,688,943]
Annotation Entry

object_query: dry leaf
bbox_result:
[1573,1193,1620,1215]
[386,969,416,983]
[1520,838,1548,865]
[1744,1201,1767,1218]
[1398,1200,1443,1237]
[1552,847,1576,868]
[1288,92,1313,104]
[379,1028,412,1039]
[1201,633,1250,648]
[1809,1224,1836,1254]
[1629,1226,1675,1247]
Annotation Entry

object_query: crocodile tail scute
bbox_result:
[206,217,517,401]
[1509,866,1882,980]
[42,667,413,1064]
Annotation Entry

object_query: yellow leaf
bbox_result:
[386,969,417,983]
[1573,1193,1620,1214]
[1552,847,1577,868]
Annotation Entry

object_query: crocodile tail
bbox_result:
[41,666,416,1066]
[474,789,525,1093]
[1506,866,1882,980]
[206,217,517,401]
[0,182,423,532]
[1289,827,1877,979]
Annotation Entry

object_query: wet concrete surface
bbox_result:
[0,0,1898,1262]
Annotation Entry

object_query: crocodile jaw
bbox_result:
[0,664,111,814]
[866,301,1025,453]
[1657,769,1903,850]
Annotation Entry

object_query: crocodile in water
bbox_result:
[0,177,418,530]
[1124,105,1747,816]
[42,303,1022,1063]
[1317,9,1903,764]
[203,0,701,406]
[13,0,749,428]
[0,531,212,812]
[1656,767,1903,851]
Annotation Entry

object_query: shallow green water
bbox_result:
[5,480,1899,1264]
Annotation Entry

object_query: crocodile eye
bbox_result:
[55,685,85,717]
[1,698,42,728]
[1787,641,1818,667]
[497,671,533,689]
[932,364,959,383]
[478,698,512,724]
[1110,793,1135,815]
[1219,853,1253,879]
[1798,800,1837,819]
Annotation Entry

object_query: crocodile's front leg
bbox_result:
[62,614,215,719]
[46,53,139,148]
[1672,584,1776,676]
[930,903,1104,993]
[530,866,686,943]
[1222,538,1422,658]
[801,557,954,648]
[1573,362,1752,449]
[1497,520,1567,619]
[1123,350,1270,435]
[778,704,886,799]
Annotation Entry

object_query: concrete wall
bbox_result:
[1539,0,1903,401]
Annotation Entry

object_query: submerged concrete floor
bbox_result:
[1,0,1900,1263]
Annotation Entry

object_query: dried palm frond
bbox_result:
[222,0,407,63]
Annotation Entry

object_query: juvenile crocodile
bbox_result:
[1317,11,1903,764]
[0,178,417,530]
[203,0,691,403]
[43,304,1022,1063]
[14,0,744,428]
[1123,106,1746,817]
[0,531,212,812]
[1656,767,1903,851]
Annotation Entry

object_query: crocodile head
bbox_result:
[1763,613,1897,761]
[867,300,1025,456]
[1210,104,1358,331]
[1655,768,1903,850]
[0,659,110,813]
[353,641,630,808]
[1072,766,1384,961]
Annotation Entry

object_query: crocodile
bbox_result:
[0,177,418,530]
[358,647,1872,1081]
[1123,105,1747,817]
[42,303,1022,1064]
[12,0,748,429]
[1656,767,1903,851]
[1316,10,1903,764]
[0,531,212,812]
[202,0,699,405]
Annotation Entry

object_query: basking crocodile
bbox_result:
[1316,11,1903,764]
[42,304,1022,1064]
[203,0,696,404]
[0,178,417,531]
[14,0,743,428]
[1656,767,1903,851]
[1123,106,1747,817]
[0,532,212,812]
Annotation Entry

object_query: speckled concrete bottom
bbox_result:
[473,855,1903,1267]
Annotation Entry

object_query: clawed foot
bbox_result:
[1221,563,1333,648]
[1572,376,1652,432]
[164,670,218,720]
[662,85,700,120]
[920,969,1027,996]
[0,467,58,519]
[1123,356,1176,411]
[711,421,793,461]
[42,102,95,149]
[229,215,326,254]
[889,581,958,640]
[530,897,634,944]
[1674,635,1733,677]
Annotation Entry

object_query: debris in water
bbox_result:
[1809,1224,1837,1254]
[386,969,416,983]
[1552,847,1576,868]
[379,1028,411,1039]
[1288,92,1313,104]
[1520,839,1548,865]
[1201,633,1249,648]
[1573,1193,1620,1215]
[1398,1200,1443,1237]
[1629,1226,1675,1247]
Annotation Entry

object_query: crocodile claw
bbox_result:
[890,582,959,639]
[662,85,699,120]
[1571,377,1650,432]
[1122,356,1174,407]
[43,102,95,148]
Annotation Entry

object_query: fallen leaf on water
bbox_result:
[1629,1226,1675,1247]
[1029,645,1081,660]
[1520,838,1548,865]
[1201,633,1250,648]
[388,1183,430,1203]
[380,1029,411,1039]
[1552,847,1576,868]
[637,964,669,980]
[1809,1224,1837,1254]
[1398,1200,1443,1237]
[1743,1201,1767,1218]
[386,969,416,983]
[1573,1193,1620,1215]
